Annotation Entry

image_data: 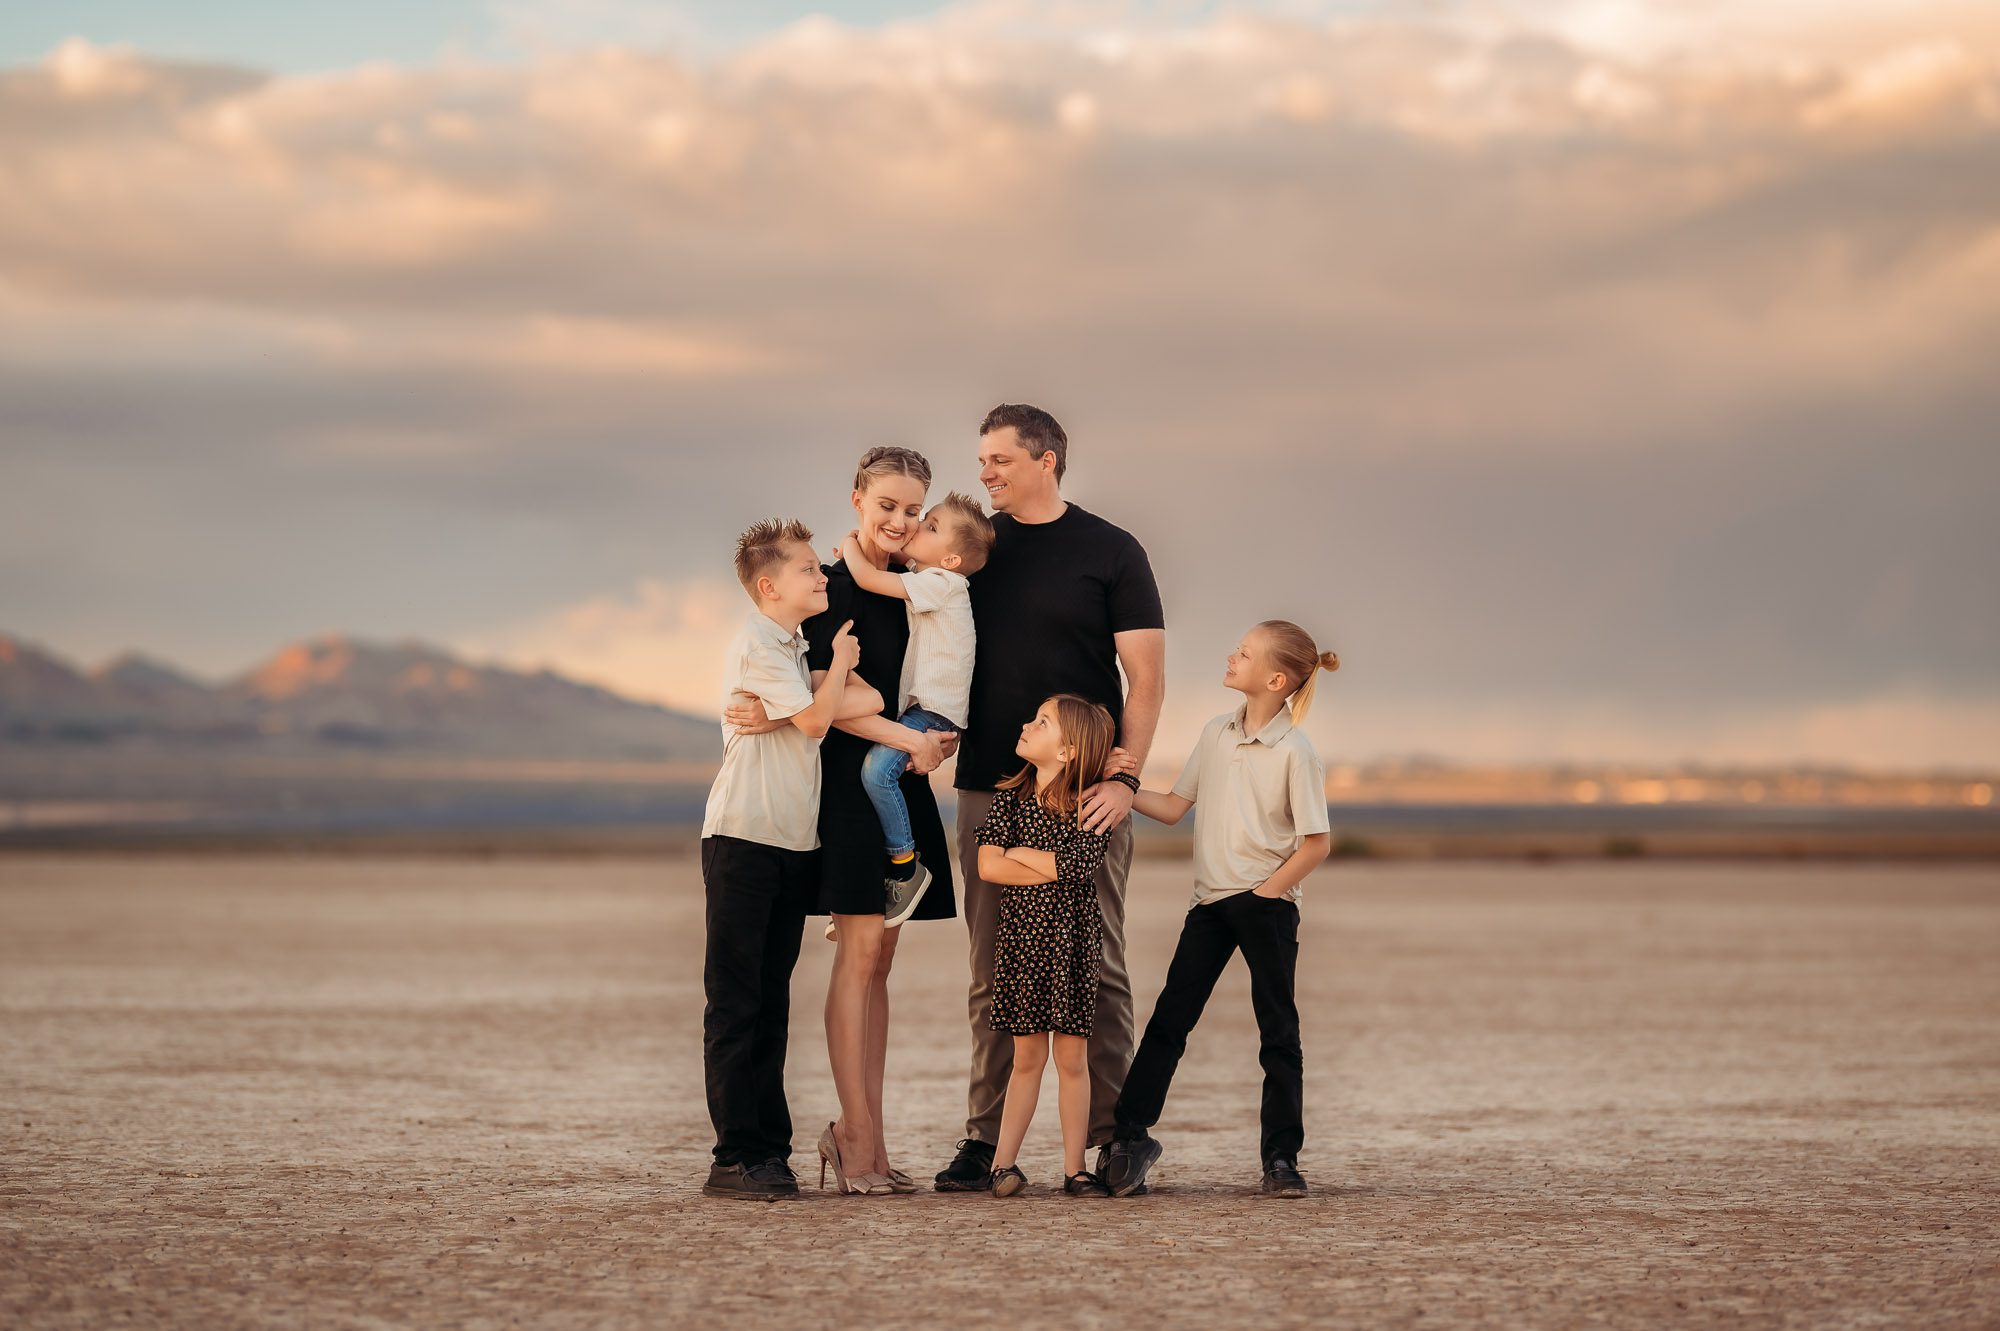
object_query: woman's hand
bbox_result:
[723,692,788,735]
[905,727,952,775]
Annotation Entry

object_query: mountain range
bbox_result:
[0,632,718,761]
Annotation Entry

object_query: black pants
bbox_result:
[701,835,815,1167]
[1113,890,1303,1163]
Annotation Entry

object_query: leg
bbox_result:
[958,792,1013,1142]
[1052,1034,1091,1177]
[1086,816,1137,1145]
[1230,895,1304,1164]
[993,1034,1049,1169]
[747,847,810,1164]
[824,912,886,1169]
[860,739,917,859]
[865,924,900,1174]
[1112,902,1239,1140]
[701,836,781,1166]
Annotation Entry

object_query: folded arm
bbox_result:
[979,844,1056,885]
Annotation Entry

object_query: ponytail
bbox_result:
[1257,621,1340,724]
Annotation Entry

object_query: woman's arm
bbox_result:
[833,713,954,774]
[1253,833,1331,898]
[1133,789,1194,825]
[726,670,883,730]
[980,844,1056,885]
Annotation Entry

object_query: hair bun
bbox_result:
[1320,650,1340,673]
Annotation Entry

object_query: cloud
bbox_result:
[2,3,1997,765]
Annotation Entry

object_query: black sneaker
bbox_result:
[1261,1157,1308,1199]
[1102,1135,1163,1198]
[1063,1170,1110,1196]
[934,1138,996,1192]
[702,1158,798,1201]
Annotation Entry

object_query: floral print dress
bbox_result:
[976,785,1113,1037]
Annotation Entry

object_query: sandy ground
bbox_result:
[2,855,1996,1329]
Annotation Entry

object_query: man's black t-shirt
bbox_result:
[954,503,1165,792]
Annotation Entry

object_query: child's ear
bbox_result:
[940,551,962,571]
[1265,671,1287,695]
[757,574,781,603]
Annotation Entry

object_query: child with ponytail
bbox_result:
[1100,621,1340,1199]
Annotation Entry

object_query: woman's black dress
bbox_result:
[801,561,957,921]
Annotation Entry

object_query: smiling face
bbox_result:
[1013,698,1069,767]
[852,471,927,555]
[759,540,830,621]
[1224,628,1286,699]
[977,425,1057,514]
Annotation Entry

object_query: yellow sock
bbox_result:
[891,851,915,864]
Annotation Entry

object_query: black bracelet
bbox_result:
[1109,771,1141,792]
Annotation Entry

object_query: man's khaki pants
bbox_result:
[956,789,1136,1147]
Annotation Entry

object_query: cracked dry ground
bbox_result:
[2,855,1995,1328]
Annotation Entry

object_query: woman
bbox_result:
[727,445,958,1194]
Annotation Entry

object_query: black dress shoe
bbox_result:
[1261,1157,1308,1199]
[702,1159,799,1201]
[934,1138,996,1192]
[1102,1135,1163,1198]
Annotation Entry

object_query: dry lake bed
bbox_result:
[2,855,1996,1328]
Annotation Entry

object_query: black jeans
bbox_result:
[701,835,815,1167]
[1113,889,1303,1163]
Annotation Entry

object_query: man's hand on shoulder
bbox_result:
[1079,780,1134,834]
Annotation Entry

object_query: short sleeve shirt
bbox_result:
[895,566,975,728]
[1172,705,1330,906]
[701,611,822,852]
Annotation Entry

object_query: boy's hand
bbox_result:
[1103,747,1139,779]
[830,619,860,673]
[1252,883,1292,900]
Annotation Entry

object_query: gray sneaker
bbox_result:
[883,858,934,928]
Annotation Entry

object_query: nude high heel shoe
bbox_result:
[817,1122,893,1195]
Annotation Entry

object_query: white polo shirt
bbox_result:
[894,566,974,729]
[701,610,822,852]
[1171,704,1331,907]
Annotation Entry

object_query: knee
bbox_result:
[860,745,906,789]
[835,928,884,973]
[1052,1039,1087,1077]
[1013,1040,1048,1073]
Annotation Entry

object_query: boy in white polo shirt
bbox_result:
[700,518,861,1201]
[1100,620,1340,1200]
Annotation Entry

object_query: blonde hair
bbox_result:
[996,694,1116,823]
[1256,620,1340,723]
[733,518,814,596]
[853,445,933,493]
[931,491,996,574]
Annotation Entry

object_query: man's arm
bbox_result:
[1253,833,1331,898]
[841,533,912,601]
[832,713,957,774]
[1078,626,1166,834]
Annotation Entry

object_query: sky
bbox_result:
[3,1,1997,769]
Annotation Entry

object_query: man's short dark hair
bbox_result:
[979,403,1068,482]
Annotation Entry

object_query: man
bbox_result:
[935,403,1167,1192]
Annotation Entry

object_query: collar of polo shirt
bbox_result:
[750,610,809,653]
[1228,702,1295,747]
